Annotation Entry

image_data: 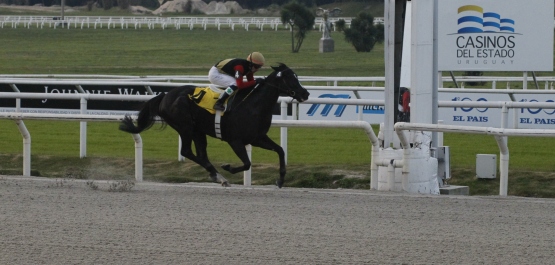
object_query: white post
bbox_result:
[513,107,519,129]
[388,163,395,191]
[523,71,528,90]
[178,136,185,161]
[501,104,509,129]
[431,0,439,147]
[132,134,143,182]
[244,145,252,186]
[80,97,87,158]
[280,101,288,164]
[438,71,443,88]
[495,135,509,196]
[437,120,444,146]
[383,0,396,148]
[411,0,435,125]
[15,119,31,176]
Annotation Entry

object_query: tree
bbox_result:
[280,1,315,53]
[118,0,130,10]
[102,0,113,10]
[337,12,384,52]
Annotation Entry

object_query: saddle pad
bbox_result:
[189,86,225,115]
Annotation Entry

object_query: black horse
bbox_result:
[119,63,310,188]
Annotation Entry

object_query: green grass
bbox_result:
[0,120,374,164]
[0,27,385,78]
[1,16,555,196]
[2,119,555,197]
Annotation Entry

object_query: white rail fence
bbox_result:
[2,87,555,195]
[0,15,355,31]
[2,73,555,89]
[395,122,555,196]
[0,93,380,186]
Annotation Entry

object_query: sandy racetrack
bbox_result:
[1,175,555,264]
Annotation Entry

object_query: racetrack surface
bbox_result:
[1,175,554,264]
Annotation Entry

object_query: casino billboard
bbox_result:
[437,0,554,71]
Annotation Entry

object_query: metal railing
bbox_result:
[3,90,555,195]
[0,15,356,31]
[3,76,555,194]
[395,122,555,196]
[0,92,380,186]
[2,74,555,89]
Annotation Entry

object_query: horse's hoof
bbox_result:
[221,164,231,171]
[221,181,231,187]
[276,180,283,188]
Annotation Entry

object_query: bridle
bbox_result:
[262,68,298,98]
[236,68,301,106]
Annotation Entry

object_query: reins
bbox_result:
[233,83,259,108]
[235,68,295,107]
[258,68,296,98]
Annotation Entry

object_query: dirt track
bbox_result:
[2,175,555,264]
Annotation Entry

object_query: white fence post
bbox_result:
[132,133,143,182]
[244,145,252,186]
[80,97,87,158]
[15,119,31,176]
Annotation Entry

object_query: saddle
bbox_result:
[188,85,228,138]
[188,85,227,114]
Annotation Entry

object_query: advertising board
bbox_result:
[0,84,167,115]
[2,84,555,129]
[0,84,288,116]
[300,90,555,129]
[437,0,554,71]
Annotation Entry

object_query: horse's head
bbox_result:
[266,63,310,102]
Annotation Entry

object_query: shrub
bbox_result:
[341,12,384,52]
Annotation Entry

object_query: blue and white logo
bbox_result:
[457,5,516,34]
[306,94,350,117]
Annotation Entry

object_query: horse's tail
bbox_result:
[119,93,165,134]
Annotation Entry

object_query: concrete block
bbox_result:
[319,38,334,53]
[439,185,469,195]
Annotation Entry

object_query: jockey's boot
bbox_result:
[214,85,236,111]
[213,92,230,111]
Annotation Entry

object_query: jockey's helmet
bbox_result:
[247,52,265,66]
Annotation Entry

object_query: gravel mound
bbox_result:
[153,0,246,15]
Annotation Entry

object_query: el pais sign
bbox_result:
[437,0,554,71]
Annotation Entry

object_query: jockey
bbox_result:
[209,52,265,111]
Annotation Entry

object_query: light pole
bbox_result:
[61,0,65,21]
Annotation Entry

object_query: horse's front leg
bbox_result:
[222,141,252,175]
[250,135,286,188]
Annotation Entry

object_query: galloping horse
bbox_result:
[119,63,310,188]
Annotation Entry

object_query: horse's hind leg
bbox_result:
[192,132,230,187]
[161,94,229,187]
[250,135,286,188]
[178,132,229,187]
